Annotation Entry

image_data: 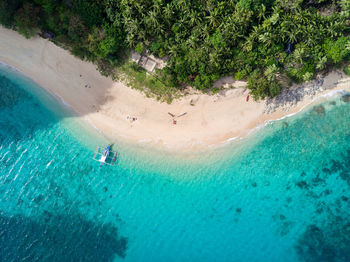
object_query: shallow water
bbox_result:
[0,64,350,262]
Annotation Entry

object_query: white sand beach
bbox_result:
[1,27,349,151]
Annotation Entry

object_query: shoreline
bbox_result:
[1,27,349,152]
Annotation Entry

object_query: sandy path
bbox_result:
[0,27,349,151]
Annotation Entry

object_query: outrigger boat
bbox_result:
[92,145,118,166]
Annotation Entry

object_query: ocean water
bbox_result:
[0,64,350,262]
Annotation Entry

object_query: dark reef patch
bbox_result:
[296,180,309,189]
[341,196,348,202]
[313,105,325,116]
[33,194,44,204]
[295,218,350,262]
[0,212,127,262]
[311,174,325,186]
[322,189,332,196]
[342,94,350,103]
[295,225,335,262]
[280,221,293,236]
[322,150,350,186]
[295,148,350,261]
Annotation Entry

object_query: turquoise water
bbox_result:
[0,64,350,262]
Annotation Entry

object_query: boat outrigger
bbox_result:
[92,145,118,166]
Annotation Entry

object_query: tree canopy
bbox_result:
[0,0,349,99]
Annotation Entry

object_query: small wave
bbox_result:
[226,136,238,142]
[223,89,347,146]
[53,92,72,108]
[46,160,52,168]
[84,116,102,133]
[264,89,347,126]
[0,62,24,74]
[322,89,347,97]
[218,136,241,149]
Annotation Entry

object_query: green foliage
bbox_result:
[237,0,267,11]
[0,0,22,27]
[119,62,179,103]
[67,15,87,42]
[14,3,40,38]
[247,70,281,99]
[247,70,270,100]
[323,37,350,64]
[135,43,145,54]
[33,0,58,14]
[72,0,104,27]
[87,23,124,61]
[340,0,350,12]
[150,42,162,54]
[117,0,349,97]
[234,70,248,80]
[344,65,350,76]
[0,0,349,99]
[288,62,316,82]
[194,74,220,90]
[264,64,278,82]
[210,29,225,48]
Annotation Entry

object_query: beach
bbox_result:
[1,64,350,262]
[2,0,350,259]
[1,26,349,151]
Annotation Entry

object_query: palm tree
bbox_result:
[200,24,210,39]
[186,35,197,49]
[258,32,272,47]
[250,26,261,41]
[316,56,327,70]
[293,47,304,64]
[126,33,136,47]
[326,22,339,38]
[264,64,278,82]
[257,4,266,21]
[269,12,280,26]
[168,45,179,58]
[163,3,174,21]
[242,38,253,52]
[346,40,350,51]
[288,29,298,43]
[206,8,221,28]
[188,10,202,27]
[146,10,159,29]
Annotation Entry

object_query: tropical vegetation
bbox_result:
[0,0,349,99]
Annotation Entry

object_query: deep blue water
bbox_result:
[0,64,350,262]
